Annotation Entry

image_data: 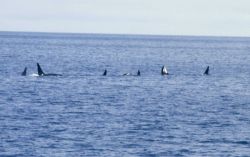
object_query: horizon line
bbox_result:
[0,30,250,39]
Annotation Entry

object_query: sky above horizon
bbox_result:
[1,0,250,37]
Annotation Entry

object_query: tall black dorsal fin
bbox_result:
[21,67,27,76]
[204,66,209,75]
[37,63,45,76]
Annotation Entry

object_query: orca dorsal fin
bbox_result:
[204,66,209,75]
[161,65,168,75]
[21,67,27,76]
[37,63,45,76]
[103,69,107,76]
[161,66,164,75]
[137,70,140,76]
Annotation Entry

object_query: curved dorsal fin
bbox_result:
[21,67,27,76]
[161,66,164,75]
[103,69,107,76]
[161,66,168,75]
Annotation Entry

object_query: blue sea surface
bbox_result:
[0,32,250,156]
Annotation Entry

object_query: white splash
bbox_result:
[30,73,39,77]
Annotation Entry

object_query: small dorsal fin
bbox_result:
[103,69,107,76]
[137,70,140,76]
[161,65,168,75]
[204,66,209,75]
[161,66,164,75]
[21,67,27,76]
[37,63,45,76]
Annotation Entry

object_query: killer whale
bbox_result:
[37,63,62,76]
[123,73,131,76]
[137,70,140,76]
[161,66,168,75]
[204,66,209,75]
[21,67,27,76]
[123,70,141,76]
[103,69,107,76]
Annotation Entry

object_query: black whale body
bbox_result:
[37,63,62,76]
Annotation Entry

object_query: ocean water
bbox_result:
[0,31,250,156]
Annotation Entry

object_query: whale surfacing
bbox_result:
[137,70,140,76]
[204,66,209,75]
[123,73,131,76]
[21,67,27,76]
[103,69,107,76]
[37,63,62,76]
[161,66,168,75]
